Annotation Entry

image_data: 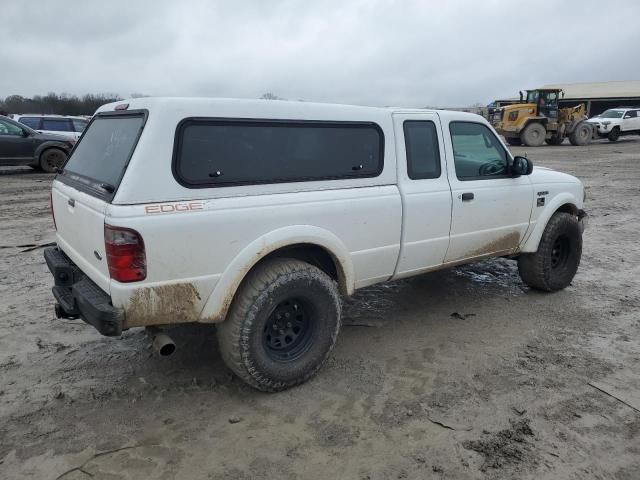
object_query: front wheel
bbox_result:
[521,123,546,147]
[569,122,592,146]
[518,212,582,292]
[607,127,620,142]
[217,258,341,392]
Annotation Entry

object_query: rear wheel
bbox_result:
[518,212,582,292]
[521,122,546,147]
[569,122,592,146]
[39,148,66,173]
[607,127,620,142]
[217,258,341,392]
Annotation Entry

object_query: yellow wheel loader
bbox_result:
[494,89,592,147]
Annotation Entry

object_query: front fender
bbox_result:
[520,193,580,253]
[199,225,355,323]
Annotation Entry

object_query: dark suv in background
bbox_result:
[0,115,74,172]
[13,114,88,141]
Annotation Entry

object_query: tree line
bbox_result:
[0,92,289,117]
[0,93,128,116]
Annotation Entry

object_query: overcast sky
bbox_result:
[2,0,640,107]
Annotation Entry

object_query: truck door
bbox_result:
[392,112,452,278]
[623,109,640,131]
[443,118,533,263]
[0,118,34,163]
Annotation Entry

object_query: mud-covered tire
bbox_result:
[521,122,546,147]
[506,137,522,146]
[546,135,564,146]
[39,148,67,173]
[518,212,582,292]
[217,258,341,392]
[569,122,592,146]
[607,127,620,142]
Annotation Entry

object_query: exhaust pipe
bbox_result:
[147,327,176,356]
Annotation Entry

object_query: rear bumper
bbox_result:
[44,247,124,336]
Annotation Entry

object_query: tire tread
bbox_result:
[217,258,340,392]
[518,212,582,291]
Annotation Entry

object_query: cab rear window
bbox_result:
[173,119,384,187]
[62,113,145,198]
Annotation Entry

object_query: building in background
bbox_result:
[487,81,640,121]
[543,81,640,117]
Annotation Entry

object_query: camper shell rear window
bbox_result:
[172,118,384,188]
[59,110,146,201]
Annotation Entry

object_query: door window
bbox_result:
[403,120,441,179]
[42,118,73,132]
[18,117,41,129]
[0,119,25,136]
[541,91,558,105]
[72,119,89,132]
[624,110,637,118]
[450,122,508,180]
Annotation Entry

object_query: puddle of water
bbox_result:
[342,283,401,327]
[454,259,526,294]
[342,259,525,327]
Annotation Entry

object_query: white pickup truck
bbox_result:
[45,98,586,391]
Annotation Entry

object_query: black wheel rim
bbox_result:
[550,235,571,270]
[44,151,64,170]
[263,297,314,362]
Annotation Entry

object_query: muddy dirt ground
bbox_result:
[1,138,639,479]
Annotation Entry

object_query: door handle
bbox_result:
[461,192,474,201]
[68,198,75,207]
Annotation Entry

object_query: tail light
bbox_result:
[104,225,146,282]
[50,191,56,230]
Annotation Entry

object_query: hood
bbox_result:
[502,102,536,113]
[586,116,619,124]
[529,165,581,185]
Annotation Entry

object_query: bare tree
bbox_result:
[260,92,283,100]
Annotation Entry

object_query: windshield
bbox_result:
[63,114,144,190]
[526,90,558,104]
[599,110,624,119]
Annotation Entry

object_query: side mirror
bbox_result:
[511,156,533,176]
[21,129,30,137]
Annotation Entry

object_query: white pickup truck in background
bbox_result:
[44,98,586,391]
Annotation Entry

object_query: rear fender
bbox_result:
[199,225,354,323]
